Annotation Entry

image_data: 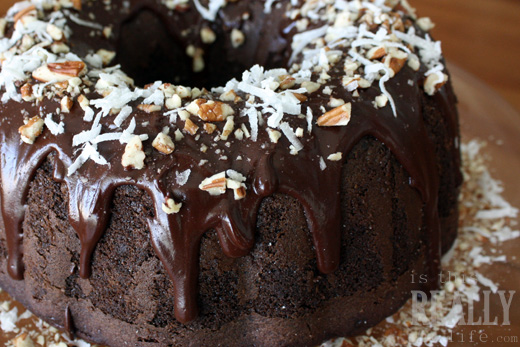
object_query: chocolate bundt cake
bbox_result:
[0,0,461,345]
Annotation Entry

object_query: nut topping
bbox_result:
[416,17,435,31]
[279,76,296,90]
[317,103,352,127]
[231,28,245,48]
[200,26,217,44]
[301,81,321,93]
[121,136,145,170]
[383,50,408,77]
[184,118,199,135]
[19,116,44,144]
[366,45,387,60]
[226,178,246,200]
[199,172,227,195]
[46,24,64,41]
[162,198,182,214]
[220,116,235,140]
[20,83,34,102]
[137,104,162,113]
[327,152,343,161]
[48,61,86,77]
[152,132,175,154]
[61,96,73,113]
[424,73,448,96]
[187,99,234,122]
[204,123,217,134]
[12,332,34,347]
[97,49,116,66]
[33,61,86,82]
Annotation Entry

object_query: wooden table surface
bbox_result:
[1,0,519,113]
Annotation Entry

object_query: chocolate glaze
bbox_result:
[0,0,460,324]
[64,304,75,339]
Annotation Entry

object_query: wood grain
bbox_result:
[1,0,519,112]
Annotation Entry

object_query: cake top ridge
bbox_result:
[0,0,456,324]
[0,0,448,178]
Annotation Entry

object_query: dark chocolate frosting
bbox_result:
[0,0,461,324]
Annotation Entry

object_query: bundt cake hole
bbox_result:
[117,8,265,88]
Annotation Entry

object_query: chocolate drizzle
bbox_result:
[0,0,460,325]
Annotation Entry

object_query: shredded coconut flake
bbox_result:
[176,169,191,186]
[44,113,65,135]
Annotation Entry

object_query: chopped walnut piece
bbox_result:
[234,186,247,200]
[61,96,73,113]
[78,94,89,110]
[122,136,145,170]
[267,128,282,143]
[220,89,239,102]
[33,62,86,82]
[424,72,448,95]
[292,93,308,102]
[234,128,244,140]
[366,45,387,60]
[342,76,360,91]
[97,49,116,66]
[200,26,216,44]
[152,132,175,154]
[279,76,296,90]
[328,97,345,108]
[327,152,343,161]
[392,17,405,32]
[204,123,217,134]
[317,103,352,127]
[19,116,44,144]
[301,81,321,93]
[227,178,246,200]
[103,26,112,39]
[46,24,64,41]
[220,116,234,140]
[162,198,182,214]
[408,55,420,71]
[165,94,182,109]
[199,172,227,195]
[374,94,389,108]
[383,50,408,77]
[184,118,199,135]
[188,99,235,122]
[178,110,190,120]
[231,28,245,48]
[51,42,70,54]
[174,129,184,141]
[48,61,86,77]
[20,83,34,101]
[416,17,435,31]
[20,34,35,52]
[137,104,162,113]
[12,332,34,347]
[358,78,371,88]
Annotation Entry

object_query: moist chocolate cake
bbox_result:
[0,0,461,346]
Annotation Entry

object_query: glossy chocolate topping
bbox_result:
[0,0,460,325]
